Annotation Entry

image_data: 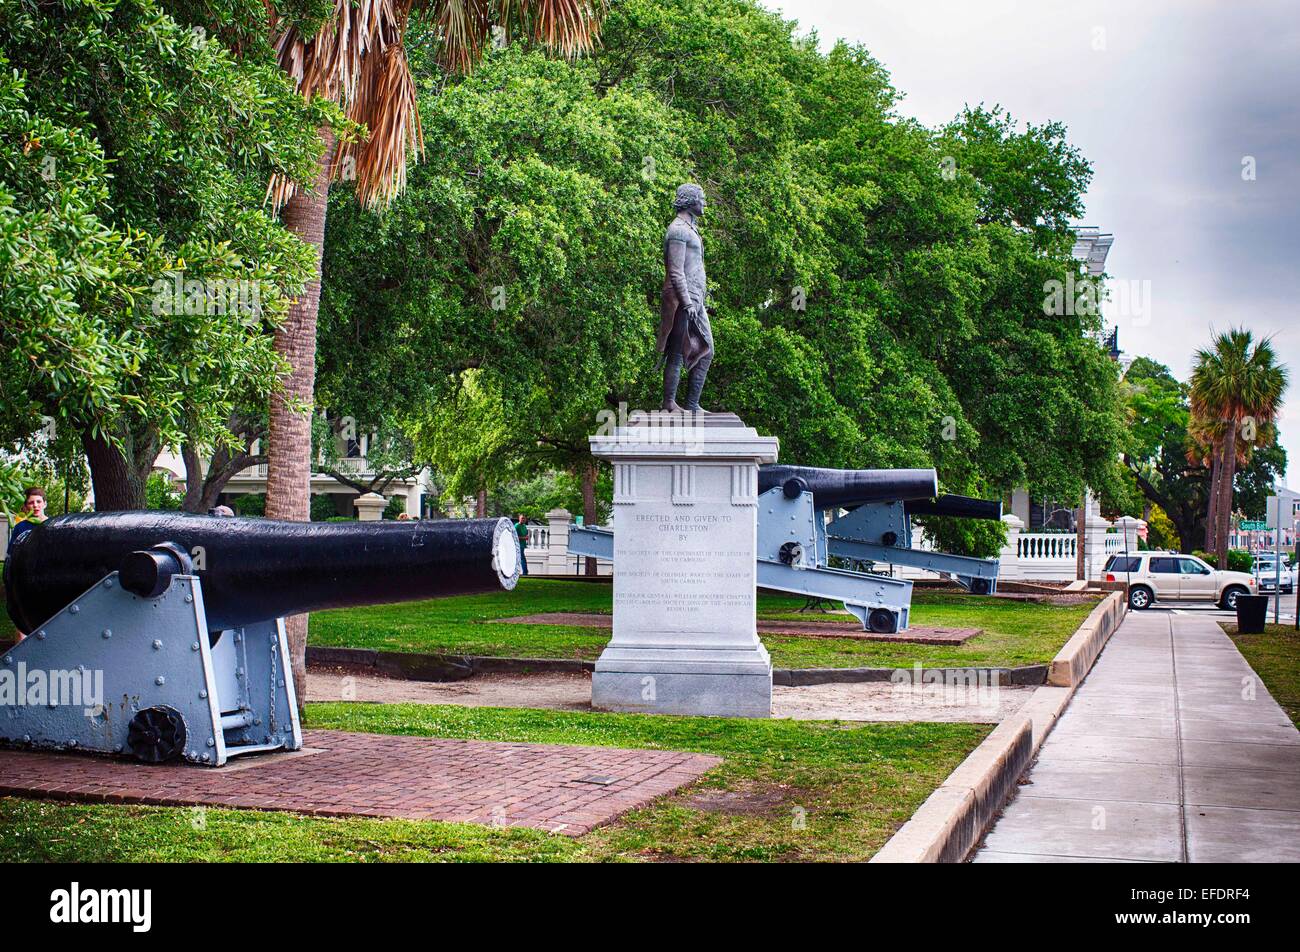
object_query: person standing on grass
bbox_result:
[515,514,530,576]
[6,487,48,643]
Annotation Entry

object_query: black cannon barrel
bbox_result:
[758,465,938,509]
[905,494,1004,521]
[3,512,520,634]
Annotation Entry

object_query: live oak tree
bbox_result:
[321,45,692,545]
[324,0,1128,551]
[1,0,325,509]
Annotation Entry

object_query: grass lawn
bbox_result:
[1222,622,1300,728]
[0,703,988,862]
[310,578,1096,669]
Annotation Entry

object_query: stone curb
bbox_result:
[1046,591,1125,687]
[307,646,1049,687]
[870,716,1033,863]
[870,593,1128,863]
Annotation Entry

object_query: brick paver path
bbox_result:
[974,610,1300,862]
[0,729,720,835]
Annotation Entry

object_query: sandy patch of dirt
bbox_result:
[308,666,1033,723]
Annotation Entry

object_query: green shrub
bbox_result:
[230,493,265,517]
[145,472,183,511]
[310,494,338,521]
[1226,549,1254,573]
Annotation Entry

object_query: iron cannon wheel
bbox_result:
[127,706,187,764]
[868,608,898,634]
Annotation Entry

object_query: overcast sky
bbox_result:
[768,0,1300,486]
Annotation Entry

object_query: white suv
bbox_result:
[1104,552,1257,611]
[1253,554,1295,595]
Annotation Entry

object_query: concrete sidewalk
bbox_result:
[974,610,1300,862]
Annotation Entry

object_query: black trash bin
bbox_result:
[1235,594,1269,634]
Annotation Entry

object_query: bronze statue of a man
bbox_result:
[657,183,713,413]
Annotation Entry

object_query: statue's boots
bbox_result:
[683,363,712,414]
[661,353,686,412]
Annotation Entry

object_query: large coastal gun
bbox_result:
[569,465,1000,635]
[756,466,1002,633]
[2,513,520,765]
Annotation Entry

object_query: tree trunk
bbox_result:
[476,488,487,517]
[1204,441,1222,552]
[582,459,598,577]
[82,428,156,511]
[1215,423,1238,568]
[181,440,265,514]
[265,126,335,714]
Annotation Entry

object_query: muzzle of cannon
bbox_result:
[758,465,938,509]
[1,513,521,765]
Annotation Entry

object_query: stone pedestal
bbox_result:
[353,492,387,521]
[589,413,778,717]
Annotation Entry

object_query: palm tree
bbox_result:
[264,1,605,706]
[1189,328,1288,568]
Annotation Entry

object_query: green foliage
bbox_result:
[1122,355,1287,548]
[145,471,183,510]
[1145,504,1180,551]
[0,0,328,502]
[323,44,693,499]
[490,470,594,522]
[229,492,265,517]
[323,0,1126,510]
[309,494,338,522]
[382,495,406,520]
[1227,549,1254,573]
[1193,548,1252,572]
[917,515,1007,560]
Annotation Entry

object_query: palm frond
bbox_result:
[267,0,606,211]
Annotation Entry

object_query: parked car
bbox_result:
[1103,551,1257,611]
[1253,553,1295,595]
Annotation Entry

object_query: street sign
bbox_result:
[1240,520,1268,531]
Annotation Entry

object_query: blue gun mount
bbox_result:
[755,483,913,633]
[826,495,1002,596]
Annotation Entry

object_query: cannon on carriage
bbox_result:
[1,513,520,765]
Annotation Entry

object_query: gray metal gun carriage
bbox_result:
[568,464,1002,635]
[1,512,521,765]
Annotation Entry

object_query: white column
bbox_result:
[545,507,572,575]
[404,485,422,518]
[1113,516,1146,555]
[1084,513,1113,580]
[353,492,387,521]
[999,513,1024,580]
